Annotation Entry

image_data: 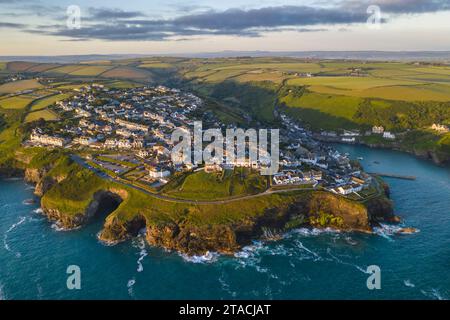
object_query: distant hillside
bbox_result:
[2,51,450,63]
[1,55,449,163]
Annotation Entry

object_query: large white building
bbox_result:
[148,167,171,179]
[30,132,68,147]
[115,119,149,133]
[372,126,385,134]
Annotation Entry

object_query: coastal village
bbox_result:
[25,83,381,200]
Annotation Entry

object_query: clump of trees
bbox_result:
[354,100,450,130]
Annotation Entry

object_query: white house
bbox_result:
[372,126,385,134]
[148,167,171,179]
[383,132,396,140]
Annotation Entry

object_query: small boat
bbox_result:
[373,161,380,164]
[357,157,364,161]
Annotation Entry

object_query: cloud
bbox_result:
[342,0,450,14]
[0,22,27,28]
[21,1,450,41]
[87,7,147,20]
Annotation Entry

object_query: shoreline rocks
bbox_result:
[6,163,400,256]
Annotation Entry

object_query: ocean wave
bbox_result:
[218,275,237,298]
[327,248,369,274]
[421,288,446,300]
[373,223,420,240]
[344,236,358,246]
[137,247,148,272]
[96,234,119,247]
[233,241,290,274]
[234,241,264,259]
[127,278,136,297]
[32,208,44,215]
[286,227,341,238]
[3,216,27,258]
[180,251,219,264]
[295,240,322,261]
[404,279,415,288]
[51,223,79,232]
[130,235,148,272]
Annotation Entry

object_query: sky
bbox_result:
[0,0,450,55]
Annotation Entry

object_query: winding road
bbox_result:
[70,154,317,205]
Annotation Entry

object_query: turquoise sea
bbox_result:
[1,144,449,300]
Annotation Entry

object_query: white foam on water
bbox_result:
[295,240,322,261]
[180,251,220,264]
[233,241,264,265]
[127,278,136,297]
[287,227,340,238]
[344,236,358,246]
[137,248,148,273]
[51,223,76,232]
[32,208,44,215]
[373,223,420,241]
[96,232,119,246]
[3,216,26,257]
[404,280,415,288]
[131,236,148,272]
[373,224,401,241]
[22,199,35,205]
[327,248,369,274]
[421,288,446,300]
[218,275,237,298]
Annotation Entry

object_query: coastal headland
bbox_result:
[6,148,396,256]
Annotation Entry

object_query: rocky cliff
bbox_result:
[96,191,396,255]
[19,161,397,256]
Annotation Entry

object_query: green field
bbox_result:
[46,65,85,74]
[26,63,61,73]
[0,79,43,94]
[30,93,71,111]
[0,95,35,109]
[107,80,143,89]
[280,91,363,130]
[6,61,38,72]
[69,65,113,76]
[162,168,267,200]
[139,62,173,69]
[0,56,448,162]
[100,67,150,80]
[25,109,59,122]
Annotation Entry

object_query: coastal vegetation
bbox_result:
[161,168,268,200]
[24,109,59,122]
[17,151,393,254]
[0,59,404,255]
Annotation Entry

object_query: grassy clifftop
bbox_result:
[18,152,394,255]
[161,168,268,200]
